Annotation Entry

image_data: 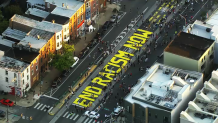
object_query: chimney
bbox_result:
[52,20,55,23]
[37,35,40,40]
[62,3,64,7]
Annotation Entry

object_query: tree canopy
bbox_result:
[4,5,23,19]
[49,42,75,71]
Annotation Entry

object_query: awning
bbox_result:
[77,20,84,29]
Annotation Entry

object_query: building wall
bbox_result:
[76,4,86,36]
[164,52,198,71]
[45,2,56,12]
[91,0,99,22]
[180,118,195,123]
[148,107,171,123]
[55,31,63,50]
[98,0,106,13]
[85,0,91,21]
[20,65,31,96]
[124,99,134,122]
[63,23,70,42]
[30,55,40,87]
[9,20,33,33]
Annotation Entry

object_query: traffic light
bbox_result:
[30,116,32,120]
[21,113,23,117]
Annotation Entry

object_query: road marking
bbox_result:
[158,7,162,11]
[66,114,71,118]
[73,114,79,120]
[149,17,153,22]
[44,106,50,111]
[41,105,46,110]
[84,118,89,123]
[170,5,174,9]
[48,107,53,112]
[63,112,68,117]
[154,12,158,16]
[34,103,40,108]
[161,3,166,7]
[88,119,93,123]
[51,11,128,97]
[70,113,75,119]
[37,104,43,110]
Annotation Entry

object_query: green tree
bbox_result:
[4,5,23,19]
[0,20,9,33]
[49,42,75,71]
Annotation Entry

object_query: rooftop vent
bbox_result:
[62,3,64,7]
[206,28,211,32]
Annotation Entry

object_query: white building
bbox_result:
[124,63,203,123]
[180,70,218,123]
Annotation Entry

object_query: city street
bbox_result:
[14,0,215,123]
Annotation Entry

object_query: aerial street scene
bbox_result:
[0,0,218,123]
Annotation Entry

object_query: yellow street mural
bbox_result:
[73,29,153,107]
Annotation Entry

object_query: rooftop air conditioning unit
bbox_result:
[206,28,211,32]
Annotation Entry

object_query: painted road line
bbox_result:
[63,112,68,117]
[170,5,174,9]
[154,12,158,16]
[73,114,79,120]
[158,7,162,11]
[161,3,166,7]
[37,104,43,110]
[70,113,75,119]
[193,0,208,19]
[48,107,53,112]
[149,17,153,22]
[66,114,71,118]
[34,103,40,108]
[166,4,169,8]
[84,118,89,123]
[88,119,93,123]
[41,105,46,110]
[44,106,50,111]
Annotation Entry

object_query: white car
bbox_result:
[71,57,79,68]
[114,106,124,115]
[85,111,100,119]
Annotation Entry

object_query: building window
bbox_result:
[41,58,43,63]
[86,2,89,8]
[57,35,59,39]
[23,80,24,85]
[64,35,67,39]
[5,70,8,75]
[36,59,38,63]
[142,111,145,116]
[6,77,8,82]
[149,112,151,116]
[32,64,33,67]
[27,68,28,73]
[57,42,59,47]
[81,15,83,21]
[36,65,38,71]
[14,73,16,78]
[27,75,29,80]
[32,70,34,75]
[47,3,50,8]
[22,73,24,77]
[155,114,157,118]
[74,22,76,28]
[60,34,61,37]
[78,18,80,24]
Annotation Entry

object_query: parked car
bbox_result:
[78,48,89,59]
[85,111,100,119]
[71,57,79,68]
[87,39,98,48]
[113,106,124,115]
[110,14,122,23]
[61,69,70,77]
[94,28,105,39]
[0,99,14,107]
[0,110,5,119]
[102,21,111,31]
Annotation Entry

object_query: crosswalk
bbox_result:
[83,117,100,123]
[62,111,80,120]
[33,103,53,112]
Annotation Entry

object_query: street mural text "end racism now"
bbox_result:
[73,29,153,107]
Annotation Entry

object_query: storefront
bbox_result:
[77,20,85,36]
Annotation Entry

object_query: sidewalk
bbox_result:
[0,3,119,108]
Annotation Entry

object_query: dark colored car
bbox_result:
[0,110,5,119]
[0,99,14,107]
[78,48,89,59]
[61,69,70,77]
[102,21,111,31]
[94,28,105,39]
[87,39,98,48]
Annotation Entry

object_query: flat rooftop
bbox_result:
[11,14,63,33]
[125,63,203,111]
[0,54,29,72]
[19,36,47,49]
[27,28,54,41]
[46,0,83,11]
[26,8,49,19]
[0,44,39,63]
[45,13,69,25]
[184,20,214,39]
[51,7,76,18]
[2,27,26,43]
[165,32,214,60]
[0,35,16,47]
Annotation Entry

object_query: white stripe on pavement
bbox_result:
[44,106,50,111]
[48,107,53,112]
[41,105,46,110]
[88,119,93,123]
[70,113,75,119]
[66,114,71,118]
[37,104,43,110]
[84,118,89,123]
[73,114,79,120]
[63,112,68,117]
[34,103,40,108]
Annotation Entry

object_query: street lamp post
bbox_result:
[179,14,186,28]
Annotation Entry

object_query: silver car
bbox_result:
[114,106,124,115]
[110,15,117,23]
